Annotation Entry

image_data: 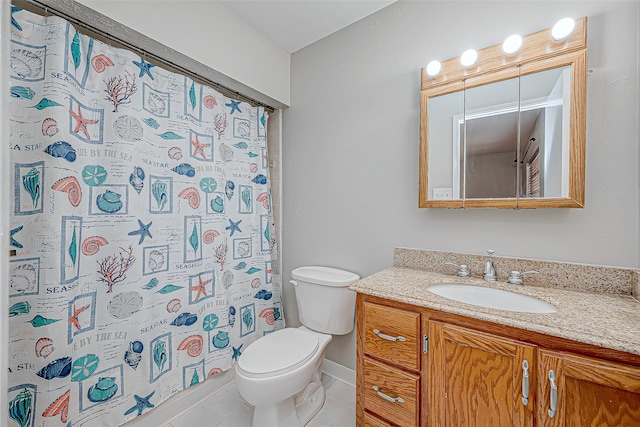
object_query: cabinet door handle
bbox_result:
[521,360,530,406]
[372,386,405,404]
[372,329,406,342]
[547,370,558,418]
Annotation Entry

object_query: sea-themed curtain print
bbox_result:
[8,8,283,427]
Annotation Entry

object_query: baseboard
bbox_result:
[321,359,356,388]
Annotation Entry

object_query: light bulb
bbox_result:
[426,60,442,77]
[552,17,575,41]
[460,49,478,67]
[502,34,523,54]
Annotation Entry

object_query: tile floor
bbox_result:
[165,374,355,427]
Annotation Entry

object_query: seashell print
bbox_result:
[212,331,229,348]
[252,174,268,185]
[234,262,247,270]
[44,141,76,162]
[259,308,276,325]
[237,121,250,138]
[202,229,220,244]
[171,312,197,327]
[70,32,81,70]
[233,142,248,150]
[166,298,181,313]
[31,97,63,110]
[207,368,223,378]
[124,341,143,370]
[82,165,107,186]
[254,289,272,300]
[247,267,262,275]
[147,92,166,115]
[157,284,183,294]
[87,377,118,402]
[151,179,168,211]
[158,131,183,140]
[241,187,251,210]
[225,180,235,200]
[143,117,160,129]
[153,341,167,372]
[148,250,166,273]
[210,196,224,213]
[107,291,143,319]
[113,115,144,142]
[199,177,217,193]
[189,82,197,110]
[9,388,33,427]
[222,270,234,290]
[35,337,56,358]
[10,263,37,294]
[81,236,108,256]
[41,118,59,137]
[219,143,234,162]
[131,340,144,353]
[51,176,82,207]
[236,241,250,258]
[171,163,195,177]
[168,146,182,160]
[42,389,70,423]
[251,278,261,289]
[11,85,35,99]
[68,227,78,266]
[22,167,40,209]
[27,315,60,327]
[177,335,203,357]
[242,308,253,329]
[36,356,72,380]
[202,314,219,331]
[247,152,259,158]
[9,301,31,317]
[142,277,159,290]
[189,224,199,253]
[256,192,270,210]
[250,163,258,173]
[129,166,145,194]
[11,48,43,79]
[96,190,123,213]
[203,95,217,109]
[90,53,114,73]
[178,187,200,209]
[229,306,236,328]
[71,354,100,382]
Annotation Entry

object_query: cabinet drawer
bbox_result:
[363,302,420,369]
[364,357,419,427]
[364,411,396,427]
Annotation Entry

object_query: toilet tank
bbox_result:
[291,266,359,335]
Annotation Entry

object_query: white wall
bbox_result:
[77,0,291,106]
[284,1,640,369]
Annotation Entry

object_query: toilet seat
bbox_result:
[238,328,319,378]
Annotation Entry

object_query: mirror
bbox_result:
[419,17,587,208]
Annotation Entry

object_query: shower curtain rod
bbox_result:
[15,0,276,112]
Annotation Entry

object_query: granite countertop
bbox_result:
[350,266,640,356]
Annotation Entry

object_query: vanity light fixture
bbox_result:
[460,49,478,67]
[426,60,442,77]
[502,34,523,54]
[551,17,576,40]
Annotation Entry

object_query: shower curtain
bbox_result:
[8,8,282,427]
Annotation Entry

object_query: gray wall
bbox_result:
[283,1,640,369]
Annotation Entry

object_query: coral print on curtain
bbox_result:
[8,8,282,427]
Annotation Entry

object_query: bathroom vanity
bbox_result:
[353,249,640,427]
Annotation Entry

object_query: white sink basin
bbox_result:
[427,283,557,313]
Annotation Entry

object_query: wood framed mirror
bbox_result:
[419,17,587,208]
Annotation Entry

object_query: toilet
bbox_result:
[235,266,359,427]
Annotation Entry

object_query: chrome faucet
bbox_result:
[483,250,497,282]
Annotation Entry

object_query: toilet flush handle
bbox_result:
[290,280,298,287]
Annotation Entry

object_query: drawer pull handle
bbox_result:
[521,360,529,406]
[372,386,405,404]
[547,370,558,418]
[373,329,406,342]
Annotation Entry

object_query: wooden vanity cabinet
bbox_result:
[356,294,640,427]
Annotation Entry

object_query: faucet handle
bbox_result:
[445,262,470,278]
[507,270,539,286]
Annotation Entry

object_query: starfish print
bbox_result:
[68,303,90,330]
[69,104,99,140]
[10,225,23,249]
[225,219,242,236]
[128,219,153,244]
[190,134,211,159]
[232,344,243,361]
[11,7,22,31]
[132,57,155,80]
[225,100,242,115]
[124,391,155,417]
[189,274,211,303]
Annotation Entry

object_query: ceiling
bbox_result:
[218,0,397,54]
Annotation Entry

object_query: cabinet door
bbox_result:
[429,321,535,427]
[537,349,640,427]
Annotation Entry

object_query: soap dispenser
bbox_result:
[483,250,497,282]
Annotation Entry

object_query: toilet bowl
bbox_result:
[235,266,359,427]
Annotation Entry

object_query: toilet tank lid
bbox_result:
[291,266,360,287]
